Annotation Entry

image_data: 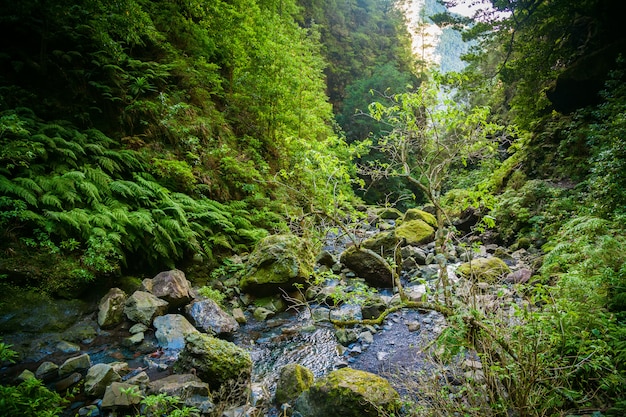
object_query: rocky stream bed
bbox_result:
[0,208,537,417]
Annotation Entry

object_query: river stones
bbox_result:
[148,374,214,414]
[153,314,198,350]
[456,257,511,283]
[123,291,168,326]
[84,363,122,397]
[144,269,192,308]
[294,367,400,417]
[174,333,252,393]
[239,234,314,296]
[59,353,91,377]
[339,247,393,288]
[101,382,142,409]
[97,287,127,328]
[186,298,239,336]
[275,363,314,404]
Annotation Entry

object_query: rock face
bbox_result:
[239,234,314,296]
[97,288,127,328]
[174,333,252,393]
[340,247,393,287]
[394,219,435,246]
[147,269,193,307]
[456,257,511,283]
[153,314,199,350]
[275,363,314,404]
[294,367,399,417]
[124,291,169,325]
[185,298,239,336]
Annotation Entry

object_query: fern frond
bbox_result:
[62,170,86,181]
[0,175,38,206]
[13,177,43,195]
[84,167,111,189]
[41,192,63,209]
[84,143,106,156]
[96,156,121,174]
[77,180,102,205]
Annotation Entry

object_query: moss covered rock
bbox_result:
[394,219,435,246]
[339,246,393,288]
[275,363,314,404]
[174,332,252,393]
[402,208,438,228]
[294,367,399,417]
[239,234,314,296]
[361,231,397,257]
[456,257,511,283]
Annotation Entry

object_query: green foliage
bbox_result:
[197,286,227,306]
[0,376,66,417]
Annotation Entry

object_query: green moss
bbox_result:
[275,363,314,404]
[295,368,399,417]
[395,219,435,246]
[174,333,252,392]
[361,231,397,256]
[402,208,438,228]
[456,257,511,283]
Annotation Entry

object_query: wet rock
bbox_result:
[456,257,511,283]
[239,234,314,296]
[124,291,169,326]
[101,382,142,408]
[55,372,82,392]
[330,304,362,322]
[395,219,435,246]
[174,332,252,393]
[335,328,359,346]
[407,321,421,332]
[148,374,214,414]
[361,296,386,320]
[124,332,144,346]
[16,369,35,382]
[340,247,393,288]
[59,353,91,377]
[253,307,275,321]
[56,340,81,353]
[129,323,148,334]
[97,288,127,329]
[294,367,400,417]
[126,371,150,388]
[405,284,426,302]
[147,269,193,308]
[77,405,100,417]
[186,298,239,336]
[153,314,199,350]
[84,363,122,397]
[36,361,59,382]
[275,363,314,404]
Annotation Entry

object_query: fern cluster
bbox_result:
[0,108,267,286]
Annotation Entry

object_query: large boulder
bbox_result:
[148,374,214,415]
[239,234,314,296]
[124,291,169,326]
[153,314,199,350]
[294,368,399,417]
[402,208,437,228]
[456,257,511,283]
[84,363,122,397]
[394,219,435,246]
[97,288,127,329]
[275,363,314,405]
[186,299,239,336]
[360,231,397,257]
[145,269,192,308]
[339,247,393,288]
[174,333,252,393]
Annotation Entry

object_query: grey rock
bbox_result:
[84,363,122,397]
[186,298,239,336]
[153,314,199,350]
[97,288,127,329]
[124,291,169,326]
[101,382,142,408]
[59,353,91,377]
[148,374,213,414]
[148,269,193,308]
[36,361,59,382]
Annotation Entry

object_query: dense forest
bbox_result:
[0,0,625,416]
